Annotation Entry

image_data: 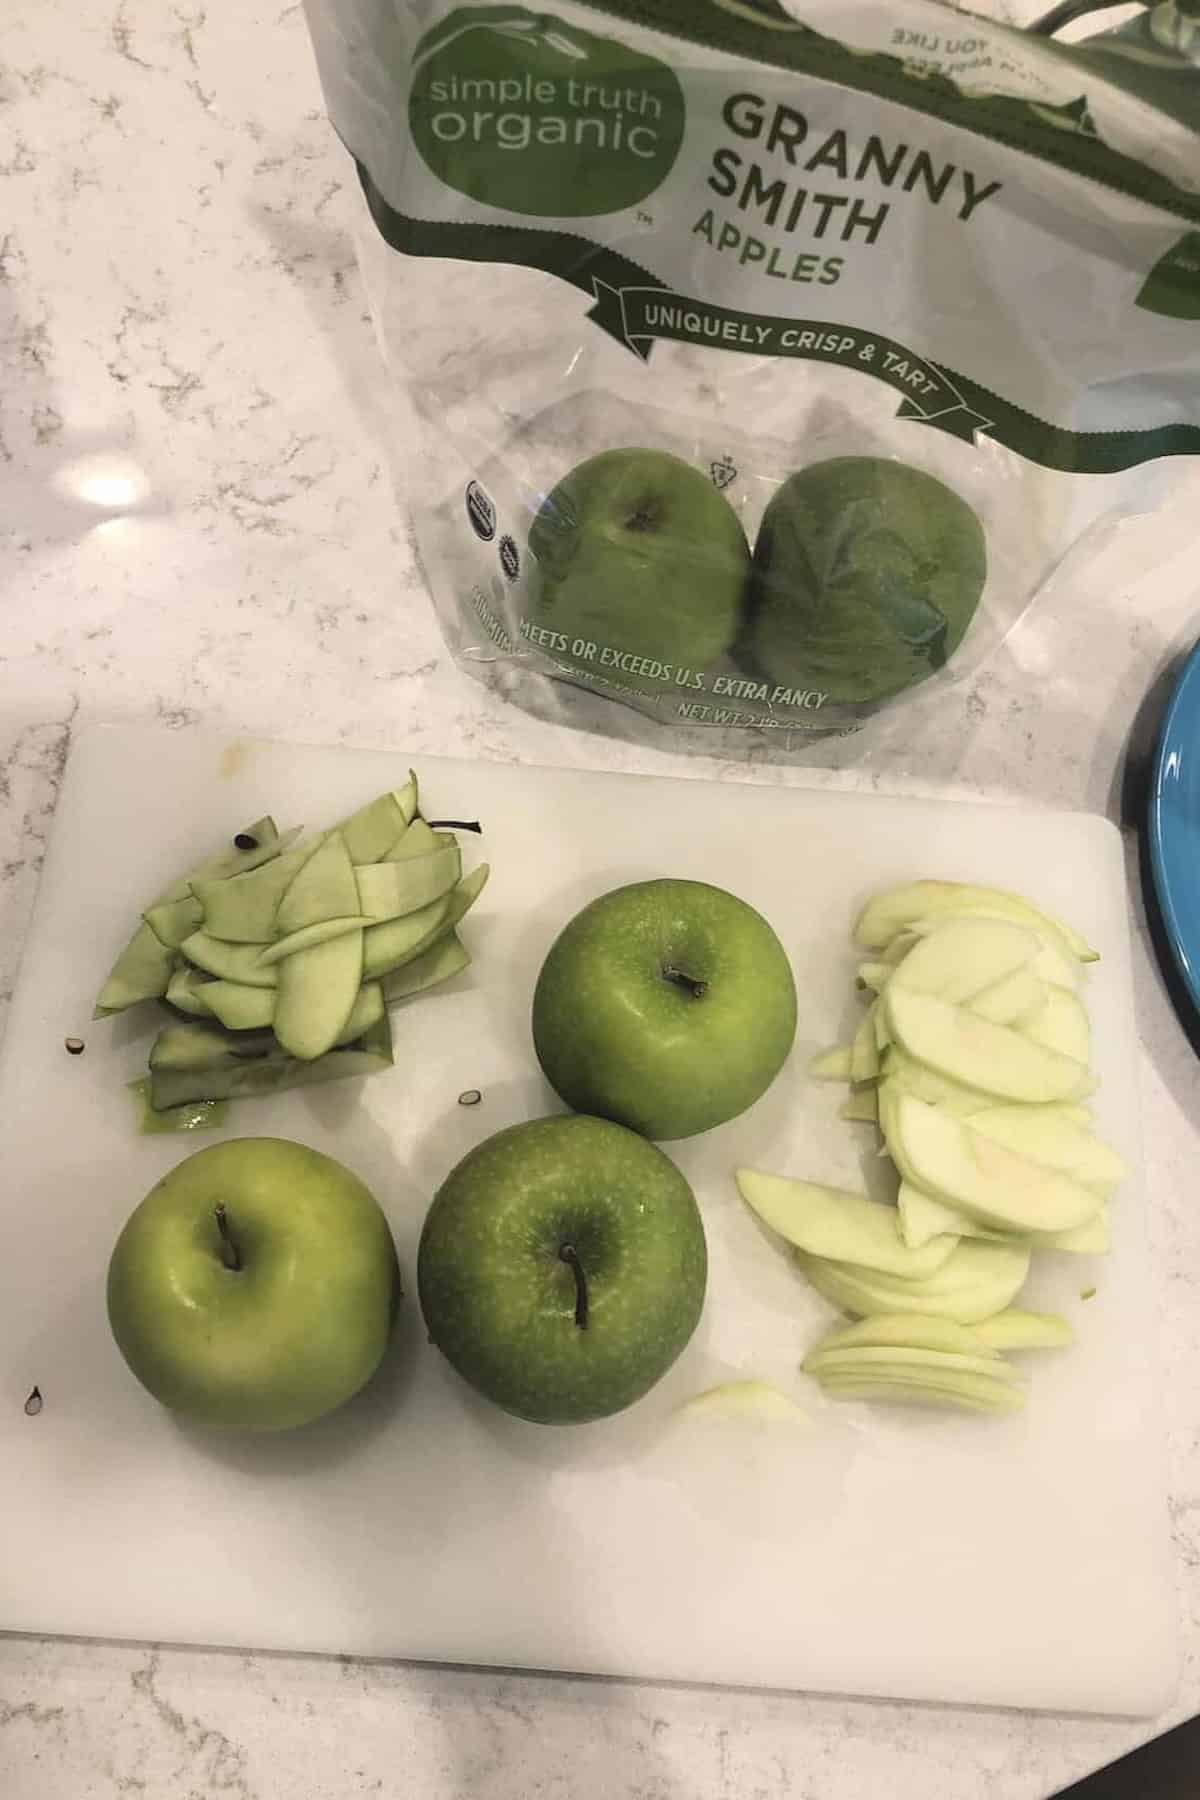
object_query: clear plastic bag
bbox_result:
[306,0,1200,753]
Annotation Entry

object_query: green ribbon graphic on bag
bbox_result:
[357,165,1200,476]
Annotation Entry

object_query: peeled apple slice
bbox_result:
[972,1309,1073,1351]
[904,912,1079,993]
[890,916,1039,1004]
[838,1090,878,1124]
[1024,986,1091,1064]
[884,987,1092,1104]
[857,961,892,993]
[803,1344,1024,1388]
[967,1105,1126,1197]
[854,880,1097,963]
[850,1009,880,1081]
[795,1236,1031,1324]
[967,966,1047,1027]
[898,1181,1011,1248]
[811,1311,1005,1359]
[810,1045,853,1081]
[878,1051,994,1119]
[899,1180,1111,1254]
[815,1371,1025,1414]
[736,1169,957,1278]
[679,1380,807,1422]
[887,1093,1101,1234]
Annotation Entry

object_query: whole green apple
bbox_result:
[107,1137,400,1430]
[526,448,750,693]
[532,878,797,1140]
[418,1115,706,1424]
[747,457,986,704]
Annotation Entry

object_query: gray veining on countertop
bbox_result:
[3,2,1200,1796]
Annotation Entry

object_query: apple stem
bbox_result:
[214,1203,242,1273]
[661,965,708,1000]
[558,1243,589,1330]
[426,819,483,834]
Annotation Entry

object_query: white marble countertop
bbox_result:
[3,3,1200,1795]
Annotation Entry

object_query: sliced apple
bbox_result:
[905,912,1080,993]
[899,1181,1111,1255]
[967,1105,1126,1197]
[804,1344,1024,1387]
[737,1170,957,1278]
[809,1045,853,1081]
[884,987,1092,1104]
[815,1371,1025,1414]
[850,1008,880,1081]
[795,1236,1030,1324]
[1024,986,1091,1064]
[898,1180,1011,1247]
[878,1049,994,1119]
[854,880,1097,963]
[812,1312,1004,1358]
[856,961,892,993]
[839,1090,878,1124]
[967,966,1047,1028]
[679,1380,807,1421]
[890,916,1039,1004]
[887,1094,1101,1233]
[972,1309,1074,1351]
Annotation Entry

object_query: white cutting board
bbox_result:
[0,725,1176,1714]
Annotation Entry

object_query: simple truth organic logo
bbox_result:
[409,7,686,218]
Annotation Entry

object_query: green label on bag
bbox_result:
[1136,231,1200,320]
[409,6,686,217]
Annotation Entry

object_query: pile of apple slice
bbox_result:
[94,774,488,1120]
[738,881,1126,1415]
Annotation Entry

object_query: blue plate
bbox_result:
[1149,636,1200,1017]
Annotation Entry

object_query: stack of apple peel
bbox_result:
[737,881,1127,1416]
[93,774,488,1123]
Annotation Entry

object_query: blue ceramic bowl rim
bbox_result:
[1149,635,1200,1018]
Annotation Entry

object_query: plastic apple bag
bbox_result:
[303,0,1199,753]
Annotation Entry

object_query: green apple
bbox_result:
[107,1137,400,1430]
[418,1115,706,1424]
[746,457,986,704]
[532,878,797,1140]
[526,448,750,693]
